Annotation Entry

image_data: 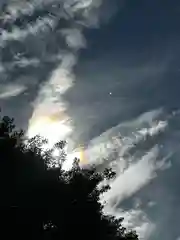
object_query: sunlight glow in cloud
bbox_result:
[25,0,114,165]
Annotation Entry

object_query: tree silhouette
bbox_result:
[0,113,138,240]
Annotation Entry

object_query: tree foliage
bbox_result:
[0,113,138,240]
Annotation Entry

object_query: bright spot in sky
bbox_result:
[27,114,87,169]
[27,115,72,146]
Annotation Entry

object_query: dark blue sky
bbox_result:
[65,0,180,142]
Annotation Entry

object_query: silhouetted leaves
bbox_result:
[0,113,138,240]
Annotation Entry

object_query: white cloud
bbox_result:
[13,57,40,68]
[28,54,76,146]
[122,209,155,240]
[2,0,54,21]
[61,28,86,49]
[101,147,159,207]
[81,110,168,168]
[0,84,26,99]
[0,16,55,47]
[1,57,40,72]
[103,204,155,240]
[92,110,170,239]
[28,0,117,144]
[137,120,167,138]
[99,145,160,240]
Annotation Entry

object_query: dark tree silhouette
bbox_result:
[0,113,138,240]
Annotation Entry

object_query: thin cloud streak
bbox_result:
[0,16,56,47]
[102,146,159,206]
[82,109,168,166]
[0,84,26,99]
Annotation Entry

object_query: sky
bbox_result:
[1,0,180,239]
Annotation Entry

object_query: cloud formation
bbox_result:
[87,109,173,239]
[22,0,118,148]
[1,1,180,240]
[0,83,26,99]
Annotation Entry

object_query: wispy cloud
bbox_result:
[26,0,117,146]
[0,16,55,47]
[0,0,119,146]
[89,109,172,239]
[82,109,168,166]
[0,57,40,73]
[102,147,159,205]
[61,28,86,49]
[105,207,155,240]
[0,84,26,99]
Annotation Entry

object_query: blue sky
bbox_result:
[1,1,180,239]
